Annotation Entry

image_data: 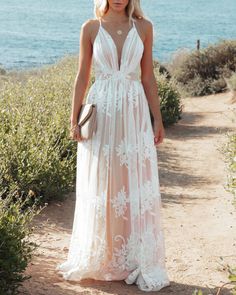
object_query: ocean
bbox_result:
[0,0,235,71]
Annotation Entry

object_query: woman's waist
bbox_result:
[94,70,140,82]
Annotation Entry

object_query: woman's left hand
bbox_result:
[153,119,165,146]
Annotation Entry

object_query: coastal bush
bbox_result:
[168,40,236,96]
[0,66,6,75]
[153,60,172,79]
[0,55,79,203]
[0,188,43,295]
[226,72,236,103]
[152,65,183,127]
[226,72,236,91]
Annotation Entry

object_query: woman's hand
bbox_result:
[153,119,165,146]
[70,124,82,142]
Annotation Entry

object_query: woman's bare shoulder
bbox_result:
[135,17,153,31]
[81,18,99,32]
[134,17,153,42]
[80,18,100,43]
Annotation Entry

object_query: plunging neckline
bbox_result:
[99,19,135,71]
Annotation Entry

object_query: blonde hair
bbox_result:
[93,0,145,23]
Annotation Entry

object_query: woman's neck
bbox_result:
[104,8,128,23]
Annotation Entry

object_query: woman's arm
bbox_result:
[70,20,93,127]
[140,19,165,145]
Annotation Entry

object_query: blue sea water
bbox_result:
[0,0,235,71]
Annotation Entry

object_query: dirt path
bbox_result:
[20,91,236,295]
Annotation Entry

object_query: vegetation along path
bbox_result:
[21,91,236,295]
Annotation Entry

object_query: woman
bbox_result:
[56,0,171,292]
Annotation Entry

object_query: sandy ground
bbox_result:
[20,91,236,295]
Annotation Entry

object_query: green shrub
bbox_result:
[0,55,79,203]
[152,66,183,127]
[226,73,236,103]
[153,60,172,79]
[168,40,236,96]
[0,67,6,75]
[226,72,236,91]
[228,265,236,295]
[0,188,44,295]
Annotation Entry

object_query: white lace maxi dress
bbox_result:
[56,18,170,292]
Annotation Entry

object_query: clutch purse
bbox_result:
[77,103,97,140]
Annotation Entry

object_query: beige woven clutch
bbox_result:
[77,103,97,140]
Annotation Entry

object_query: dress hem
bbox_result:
[56,263,171,292]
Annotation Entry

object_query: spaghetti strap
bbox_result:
[132,18,136,30]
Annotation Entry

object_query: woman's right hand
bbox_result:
[70,124,82,142]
